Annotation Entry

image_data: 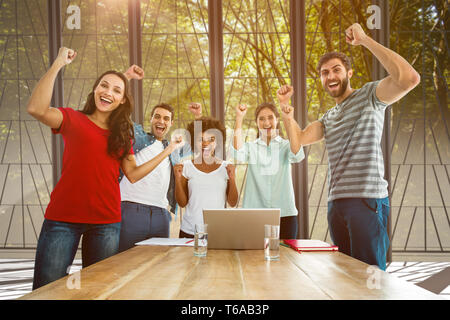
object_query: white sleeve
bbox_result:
[182,161,191,179]
[289,146,305,164]
[222,161,230,180]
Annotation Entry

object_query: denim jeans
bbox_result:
[32,219,120,290]
[327,197,390,270]
[118,201,171,252]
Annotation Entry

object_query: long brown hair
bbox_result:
[80,70,134,161]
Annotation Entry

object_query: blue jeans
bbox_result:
[118,201,171,252]
[32,219,121,290]
[327,197,390,270]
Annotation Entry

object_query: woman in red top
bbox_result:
[28,47,183,289]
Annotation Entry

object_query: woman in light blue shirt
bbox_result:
[231,85,305,239]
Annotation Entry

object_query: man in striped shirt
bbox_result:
[280,23,420,270]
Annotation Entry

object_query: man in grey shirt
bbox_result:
[278,23,420,270]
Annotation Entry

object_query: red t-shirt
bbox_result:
[45,107,133,224]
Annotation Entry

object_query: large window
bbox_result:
[0,0,448,257]
[0,0,50,248]
[61,0,130,109]
[140,0,210,130]
[223,0,291,205]
[387,0,449,255]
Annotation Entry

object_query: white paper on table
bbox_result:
[135,237,194,246]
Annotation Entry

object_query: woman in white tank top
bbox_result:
[174,116,238,237]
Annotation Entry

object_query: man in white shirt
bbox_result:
[119,65,201,251]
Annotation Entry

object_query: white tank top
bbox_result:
[180,160,229,235]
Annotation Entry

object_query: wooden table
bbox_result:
[20,245,441,300]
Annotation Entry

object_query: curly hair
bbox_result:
[80,70,134,161]
[186,116,226,153]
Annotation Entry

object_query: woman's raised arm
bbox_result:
[27,47,76,128]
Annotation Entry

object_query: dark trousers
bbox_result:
[327,197,390,270]
[179,229,194,239]
[119,201,171,252]
[280,215,298,239]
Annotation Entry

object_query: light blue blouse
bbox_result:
[230,136,305,217]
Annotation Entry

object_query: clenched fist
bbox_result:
[226,164,236,181]
[280,104,294,120]
[168,134,185,152]
[277,85,293,105]
[56,47,76,66]
[124,64,144,80]
[188,102,202,119]
[174,163,184,180]
[345,23,368,46]
[235,104,248,119]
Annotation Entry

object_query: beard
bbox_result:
[325,76,349,98]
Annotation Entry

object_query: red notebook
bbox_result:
[283,239,338,252]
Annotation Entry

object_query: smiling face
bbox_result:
[151,107,173,140]
[195,131,217,158]
[93,73,126,114]
[320,58,353,99]
[257,107,278,138]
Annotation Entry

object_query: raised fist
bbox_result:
[280,104,294,120]
[188,102,202,119]
[173,163,184,179]
[277,85,293,105]
[345,23,368,46]
[226,164,236,181]
[56,47,76,66]
[124,64,144,80]
[235,104,248,119]
[169,134,185,152]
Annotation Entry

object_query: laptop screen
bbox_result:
[203,208,280,249]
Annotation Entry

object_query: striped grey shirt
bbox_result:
[319,81,389,201]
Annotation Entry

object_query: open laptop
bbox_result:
[203,208,280,250]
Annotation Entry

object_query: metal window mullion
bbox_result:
[48,0,64,188]
[208,0,224,124]
[371,0,391,262]
[290,0,308,239]
[208,0,225,159]
[128,0,143,124]
[421,0,427,253]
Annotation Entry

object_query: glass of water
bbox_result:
[194,223,208,257]
[264,224,280,261]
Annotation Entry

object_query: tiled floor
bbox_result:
[0,259,449,300]
[386,261,450,298]
[0,259,82,300]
